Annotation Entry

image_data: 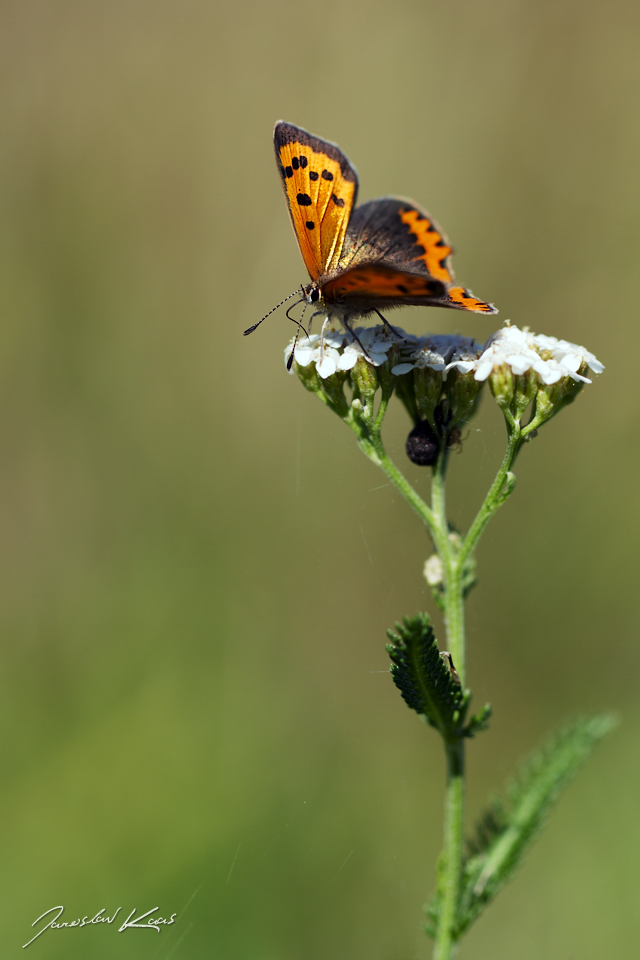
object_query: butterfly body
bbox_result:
[274,121,497,321]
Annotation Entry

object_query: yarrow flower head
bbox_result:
[284,320,603,458]
[284,323,404,418]
[443,323,604,433]
[388,334,484,434]
[285,326,397,379]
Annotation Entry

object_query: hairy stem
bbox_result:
[351,417,450,560]
[353,425,468,957]
[431,446,465,684]
[431,443,466,958]
[347,411,520,959]
[459,423,522,571]
[434,741,465,960]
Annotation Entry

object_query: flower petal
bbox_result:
[316,355,338,378]
[337,350,359,371]
[391,362,415,375]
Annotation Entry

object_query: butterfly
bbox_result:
[245,121,497,352]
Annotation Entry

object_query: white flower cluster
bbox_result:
[391,335,482,377]
[284,325,397,379]
[285,322,603,386]
[446,325,604,385]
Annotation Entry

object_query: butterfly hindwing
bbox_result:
[333,198,454,281]
[321,264,447,303]
[322,197,497,315]
[274,121,359,282]
[439,286,498,313]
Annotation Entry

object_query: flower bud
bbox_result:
[445,365,483,424]
[392,336,462,431]
[488,362,515,410]
[293,357,323,396]
[413,365,444,427]
[320,371,350,416]
[511,369,538,420]
[376,342,402,397]
[350,355,378,400]
[532,365,585,426]
[424,554,444,586]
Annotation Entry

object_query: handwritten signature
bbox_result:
[23,906,177,948]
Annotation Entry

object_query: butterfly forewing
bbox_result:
[274,122,358,281]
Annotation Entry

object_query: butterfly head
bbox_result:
[302,282,321,305]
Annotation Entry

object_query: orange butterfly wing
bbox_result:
[322,265,445,300]
[274,121,358,281]
[322,198,497,315]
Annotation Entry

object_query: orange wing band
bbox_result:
[445,286,497,314]
[399,208,454,283]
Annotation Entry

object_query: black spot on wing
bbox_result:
[331,194,345,207]
[292,157,299,170]
[285,166,293,178]
[299,155,308,168]
[297,193,312,206]
[309,171,319,181]
[397,284,408,293]
[305,221,315,230]
[322,169,334,181]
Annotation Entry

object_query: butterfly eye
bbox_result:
[304,284,320,303]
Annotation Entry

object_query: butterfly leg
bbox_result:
[342,317,374,363]
[318,315,330,361]
[308,310,324,333]
[372,308,404,340]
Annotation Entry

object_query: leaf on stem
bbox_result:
[455,713,617,936]
[386,614,469,737]
[465,703,492,737]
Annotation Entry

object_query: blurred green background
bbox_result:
[0,0,638,957]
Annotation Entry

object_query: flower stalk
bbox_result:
[281,320,606,958]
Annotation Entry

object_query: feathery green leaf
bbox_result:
[455,713,617,936]
[386,613,469,737]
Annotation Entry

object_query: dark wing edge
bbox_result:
[274,121,359,197]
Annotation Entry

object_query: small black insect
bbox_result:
[406,420,439,466]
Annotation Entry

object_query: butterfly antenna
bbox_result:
[285,298,309,336]
[243,289,300,336]
[285,300,311,371]
[372,308,404,340]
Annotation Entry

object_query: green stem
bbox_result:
[431,446,465,684]
[354,424,468,958]
[434,741,465,960]
[432,443,466,959]
[458,422,522,572]
[350,415,450,560]
[344,408,519,959]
